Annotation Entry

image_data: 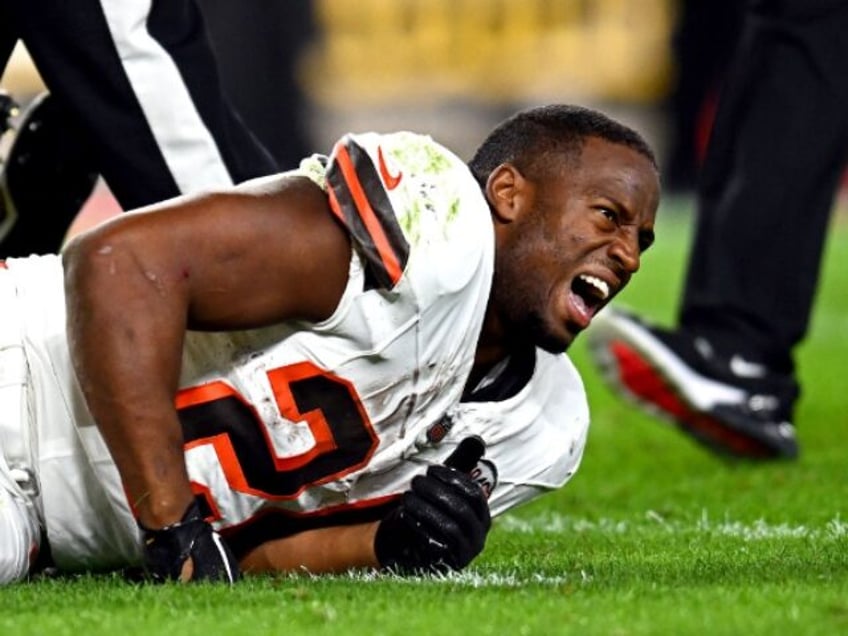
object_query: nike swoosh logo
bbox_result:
[729,355,767,378]
[377,146,403,190]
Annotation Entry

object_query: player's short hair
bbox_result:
[468,104,658,187]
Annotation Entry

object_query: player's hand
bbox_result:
[374,436,491,574]
[140,500,240,584]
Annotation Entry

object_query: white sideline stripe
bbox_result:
[98,0,233,193]
[497,512,848,541]
[589,311,746,411]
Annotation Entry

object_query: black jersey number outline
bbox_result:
[176,361,379,502]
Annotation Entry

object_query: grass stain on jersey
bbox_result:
[391,133,454,176]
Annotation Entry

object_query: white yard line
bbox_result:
[496,511,848,540]
[268,512,847,588]
[297,569,577,587]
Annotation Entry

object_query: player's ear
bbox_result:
[485,163,527,223]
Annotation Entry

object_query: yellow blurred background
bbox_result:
[304,0,673,106]
[4,0,677,160]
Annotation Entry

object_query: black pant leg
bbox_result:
[0,2,17,77]
[200,0,316,170]
[679,0,848,374]
[6,0,278,211]
[664,0,745,192]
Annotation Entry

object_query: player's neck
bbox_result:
[471,312,520,390]
[468,347,508,392]
[474,307,508,365]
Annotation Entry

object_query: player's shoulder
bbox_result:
[329,130,487,235]
[515,349,589,449]
[448,348,589,491]
[321,131,492,291]
[338,130,468,182]
[463,346,587,416]
[526,349,588,417]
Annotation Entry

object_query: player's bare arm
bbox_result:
[62,175,351,533]
[240,437,491,576]
[241,522,381,575]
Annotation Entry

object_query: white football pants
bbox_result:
[0,265,42,584]
[0,456,40,584]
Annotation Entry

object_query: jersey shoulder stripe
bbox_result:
[326,137,409,289]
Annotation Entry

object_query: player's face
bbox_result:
[491,137,659,353]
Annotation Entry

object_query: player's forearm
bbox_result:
[241,522,381,574]
[63,223,195,528]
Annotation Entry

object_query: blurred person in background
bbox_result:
[588,0,848,461]
[663,0,744,192]
[0,0,289,256]
[200,0,316,171]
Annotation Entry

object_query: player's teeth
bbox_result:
[579,275,609,300]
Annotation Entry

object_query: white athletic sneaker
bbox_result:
[586,308,799,460]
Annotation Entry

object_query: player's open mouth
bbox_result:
[568,274,610,327]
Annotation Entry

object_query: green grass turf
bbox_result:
[3,198,847,635]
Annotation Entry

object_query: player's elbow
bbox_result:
[62,216,152,313]
[62,222,117,299]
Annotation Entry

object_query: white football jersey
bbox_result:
[4,132,589,571]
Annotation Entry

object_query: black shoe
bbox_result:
[0,92,98,256]
[586,308,799,460]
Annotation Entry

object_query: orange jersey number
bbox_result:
[176,361,379,501]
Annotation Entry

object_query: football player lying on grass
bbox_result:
[0,104,658,583]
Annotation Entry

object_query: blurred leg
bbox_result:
[680,0,848,375]
[664,0,744,191]
[5,0,278,212]
[0,2,17,78]
[201,0,316,169]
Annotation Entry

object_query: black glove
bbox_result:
[374,436,491,574]
[140,500,240,584]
